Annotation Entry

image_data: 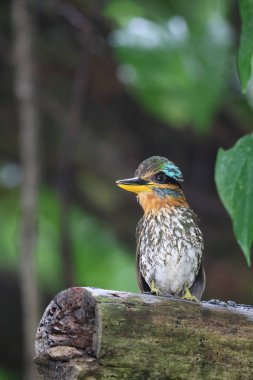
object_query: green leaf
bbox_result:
[238,0,253,91]
[215,133,253,265]
[105,0,232,130]
[103,0,144,27]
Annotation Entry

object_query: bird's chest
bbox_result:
[138,208,202,295]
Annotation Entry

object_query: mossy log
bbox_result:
[35,287,253,380]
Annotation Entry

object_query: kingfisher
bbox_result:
[116,156,205,301]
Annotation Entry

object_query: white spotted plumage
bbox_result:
[137,206,203,296]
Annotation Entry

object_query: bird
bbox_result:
[116,156,205,301]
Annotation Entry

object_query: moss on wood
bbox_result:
[35,287,253,379]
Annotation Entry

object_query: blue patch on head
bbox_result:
[161,161,184,182]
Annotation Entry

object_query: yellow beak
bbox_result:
[116,177,151,194]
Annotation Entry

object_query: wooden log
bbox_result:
[35,287,253,380]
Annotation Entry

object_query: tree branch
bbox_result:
[35,287,253,379]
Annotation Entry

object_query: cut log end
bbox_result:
[35,287,97,360]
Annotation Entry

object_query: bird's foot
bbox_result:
[150,280,160,296]
[182,286,201,304]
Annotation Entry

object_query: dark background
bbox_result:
[0,1,252,378]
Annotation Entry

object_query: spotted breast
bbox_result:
[137,206,203,297]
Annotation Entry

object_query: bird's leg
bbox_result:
[150,279,160,296]
[182,286,201,304]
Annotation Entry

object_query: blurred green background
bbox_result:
[0,0,253,378]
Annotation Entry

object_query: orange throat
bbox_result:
[137,191,188,214]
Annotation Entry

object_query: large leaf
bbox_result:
[215,134,253,265]
[238,0,253,91]
[105,0,232,130]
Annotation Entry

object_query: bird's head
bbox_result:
[116,156,188,213]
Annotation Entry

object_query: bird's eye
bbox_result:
[155,172,166,184]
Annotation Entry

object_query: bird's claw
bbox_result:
[150,280,160,296]
[182,286,201,304]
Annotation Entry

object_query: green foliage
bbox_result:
[105,0,232,130]
[216,2,253,265]
[105,0,253,266]
[37,189,64,291]
[215,134,253,266]
[238,0,253,91]
[71,208,137,292]
[0,188,137,293]
[0,368,18,380]
[0,189,64,291]
[0,192,19,269]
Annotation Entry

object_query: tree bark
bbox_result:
[35,287,253,380]
[12,0,40,379]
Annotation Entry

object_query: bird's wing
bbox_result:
[189,259,206,299]
[136,219,150,292]
[174,207,205,299]
[187,209,205,299]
